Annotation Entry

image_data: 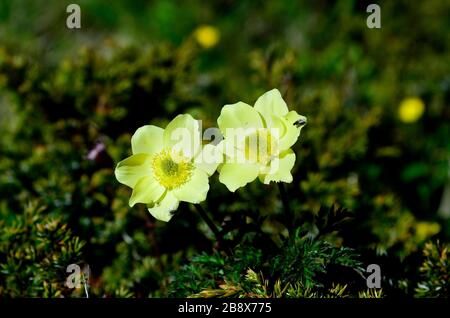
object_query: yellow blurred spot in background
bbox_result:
[415,222,440,241]
[194,25,220,49]
[398,97,425,123]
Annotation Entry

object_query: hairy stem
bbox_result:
[278,183,292,231]
[194,204,222,241]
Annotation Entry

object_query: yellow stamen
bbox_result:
[151,149,194,190]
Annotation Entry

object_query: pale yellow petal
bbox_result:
[131,125,164,155]
[147,191,179,222]
[273,111,307,151]
[217,102,263,138]
[173,168,209,203]
[254,89,289,122]
[218,162,259,192]
[194,143,222,176]
[217,137,246,161]
[163,114,201,160]
[129,174,165,207]
[114,154,152,188]
[260,149,296,184]
[286,111,307,127]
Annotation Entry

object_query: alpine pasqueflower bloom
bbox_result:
[115,114,218,222]
[217,89,306,192]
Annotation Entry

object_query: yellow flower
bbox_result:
[115,114,218,222]
[216,89,307,192]
[194,25,220,49]
[398,97,425,123]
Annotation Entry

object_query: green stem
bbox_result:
[278,183,292,231]
[194,204,222,241]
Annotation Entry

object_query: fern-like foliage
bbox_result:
[169,211,366,298]
[0,202,85,297]
[168,246,263,297]
[415,241,450,298]
[272,229,363,288]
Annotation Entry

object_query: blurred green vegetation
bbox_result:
[0,0,449,297]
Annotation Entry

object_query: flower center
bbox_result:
[244,129,278,165]
[151,149,194,190]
